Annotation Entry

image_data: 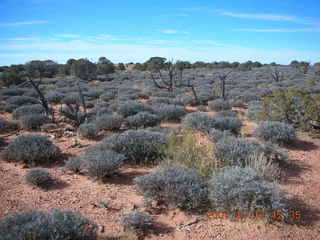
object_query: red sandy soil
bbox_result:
[1,111,320,239]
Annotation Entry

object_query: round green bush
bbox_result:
[124,112,160,129]
[12,104,46,120]
[253,121,296,144]
[64,157,84,174]
[121,210,153,232]
[214,137,287,167]
[208,128,234,142]
[134,166,209,211]
[83,150,125,179]
[155,104,187,121]
[1,134,61,166]
[95,114,123,131]
[182,112,217,132]
[78,123,99,139]
[25,168,55,188]
[208,167,289,221]
[208,99,231,112]
[0,117,18,133]
[0,209,98,240]
[19,114,48,130]
[97,130,166,165]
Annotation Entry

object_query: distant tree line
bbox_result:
[0,57,120,87]
[1,56,318,87]
[132,57,270,71]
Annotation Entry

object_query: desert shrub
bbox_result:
[59,106,86,126]
[64,157,84,174]
[208,167,289,220]
[85,101,95,108]
[247,105,262,120]
[0,88,26,98]
[155,104,187,121]
[6,96,39,106]
[258,88,320,131]
[116,101,154,117]
[0,103,17,113]
[19,114,49,130]
[215,110,238,118]
[83,150,125,179]
[23,89,39,98]
[208,99,231,111]
[62,94,81,105]
[182,112,241,134]
[230,99,245,108]
[84,88,104,99]
[134,166,209,211]
[213,117,242,134]
[45,91,64,104]
[244,152,281,182]
[98,130,166,165]
[25,168,55,188]
[121,211,153,232]
[182,112,217,133]
[12,104,46,119]
[162,129,216,177]
[0,209,98,240]
[94,107,113,117]
[214,137,287,168]
[208,128,234,142]
[1,134,61,166]
[125,112,160,129]
[253,121,296,144]
[100,91,117,101]
[78,123,99,139]
[147,97,184,106]
[95,114,123,131]
[0,117,18,133]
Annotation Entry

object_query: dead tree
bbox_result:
[213,70,232,100]
[150,61,176,92]
[60,79,87,126]
[150,61,199,104]
[17,76,55,122]
[269,67,284,82]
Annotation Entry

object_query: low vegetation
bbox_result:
[208,167,289,221]
[25,168,55,188]
[0,209,98,240]
[134,166,209,211]
[1,134,61,166]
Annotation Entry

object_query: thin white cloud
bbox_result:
[92,34,121,41]
[215,10,303,22]
[160,29,189,34]
[0,20,48,27]
[55,34,80,38]
[0,38,318,65]
[3,37,39,41]
[234,28,320,33]
[191,40,226,46]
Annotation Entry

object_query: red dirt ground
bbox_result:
[1,111,320,239]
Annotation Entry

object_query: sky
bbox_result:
[0,0,320,66]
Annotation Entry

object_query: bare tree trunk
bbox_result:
[27,76,55,122]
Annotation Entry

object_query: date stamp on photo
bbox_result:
[207,210,301,221]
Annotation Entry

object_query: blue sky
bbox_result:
[0,0,319,66]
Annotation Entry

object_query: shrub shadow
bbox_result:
[287,196,320,227]
[103,170,148,186]
[286,139,318,151]
[280,159,311,185]
[46,179,70,191]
